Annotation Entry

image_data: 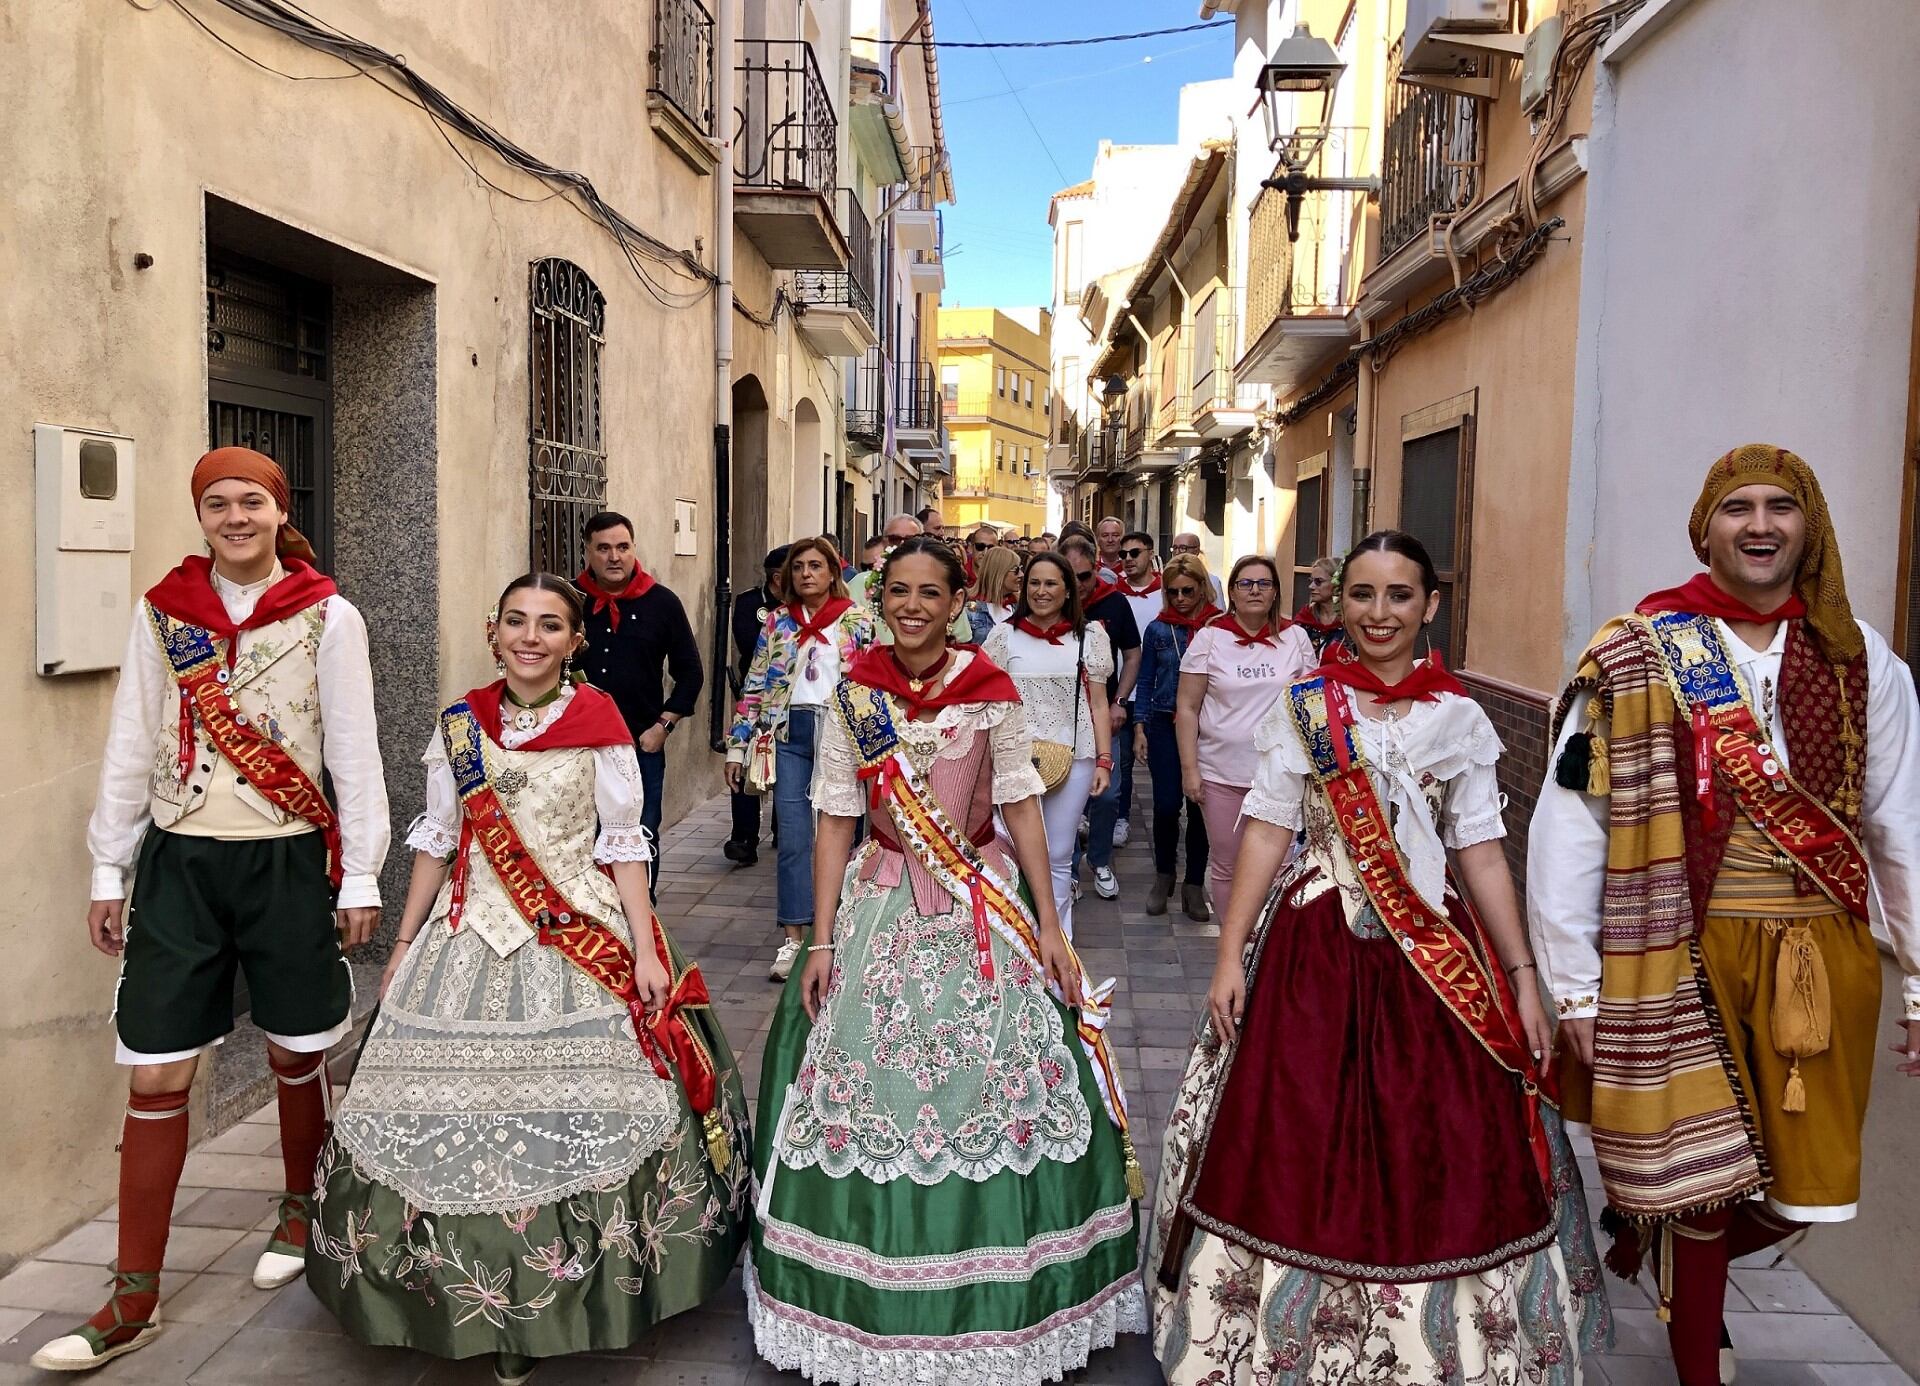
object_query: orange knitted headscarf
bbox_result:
[190,447,318,565]
[1687,443,1859,661]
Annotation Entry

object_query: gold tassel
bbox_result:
[1586,705,1611,796]
[1123,1132,1147,1201]
[1782,1060,1807,1113]
[703,1108,732,1173]
[1655,1223,1673,1322]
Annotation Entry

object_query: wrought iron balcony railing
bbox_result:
[734,39,836,197]
[649,0,717,137]
[1245,129,1369,348]
[846,347,883,447]
[1380,52,1481,259]
[905,146,940,211]
[898,360,940,432]
[843,189,874,303]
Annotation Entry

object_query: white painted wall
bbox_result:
[1562,0,1920,668]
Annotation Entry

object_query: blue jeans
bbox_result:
[636,747,665,904]
[1145,712,1208,882]
[1083,713,1127,870]
[773,707,819,928]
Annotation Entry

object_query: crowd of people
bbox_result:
[43,443,1920,1386]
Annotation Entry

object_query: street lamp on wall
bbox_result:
[1256,25,1381,242]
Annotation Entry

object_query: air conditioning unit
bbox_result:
[1401,0,1520,78]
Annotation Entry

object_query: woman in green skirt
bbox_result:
[749,536,1146,1384]
[307,573,750,1385]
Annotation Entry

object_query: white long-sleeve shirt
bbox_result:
[86,568,391,908]
[1527,617,1920,1020]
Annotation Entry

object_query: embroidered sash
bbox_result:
[831,682,1136,1143]
[148,607,342,888]
[438,701,731,1166]
[1640,613,1869,920]
[1286,676,1552,1184]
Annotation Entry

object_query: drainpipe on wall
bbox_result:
[708,0,736,753]
[1351,308,1377,545]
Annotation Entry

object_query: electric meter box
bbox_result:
[36,424,136,676]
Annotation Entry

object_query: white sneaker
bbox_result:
[770,937,802,981]
[1093,866,1120,899]
[1112,819,1130,847]
[1071,877,1084,901]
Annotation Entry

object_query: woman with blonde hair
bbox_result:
[967,545,1022,642]
[726,537,876,980]
[1136,553,1220,918]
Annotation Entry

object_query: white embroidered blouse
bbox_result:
[981,621,1115,759]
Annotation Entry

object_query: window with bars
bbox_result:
[528,258,608,577]
[1398,422,1475,667]
[1292,461,1328,612]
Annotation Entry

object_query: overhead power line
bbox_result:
[931,19,1230,49]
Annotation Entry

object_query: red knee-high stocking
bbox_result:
[1727,1203,1806,1261]
[269,1050,329,1249]
[90,1088,191,1340]
[1664,1210,1734,1386]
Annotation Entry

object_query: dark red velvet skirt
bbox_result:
[1184,873,1553,1282]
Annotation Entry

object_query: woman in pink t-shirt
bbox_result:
[1175,554,1315,908]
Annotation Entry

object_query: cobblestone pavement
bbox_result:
[3,794,1912,1384]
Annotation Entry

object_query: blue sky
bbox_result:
[935,2,1236,309]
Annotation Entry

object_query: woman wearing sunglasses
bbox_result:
[1174,554,1315,912]
[1135,554,1220,919]
[966,545,1022,643]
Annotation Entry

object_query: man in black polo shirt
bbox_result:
[723,546,787,866]
[575,510,703,900]
[1061,535,1140,901]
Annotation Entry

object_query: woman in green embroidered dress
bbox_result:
[748,536,1146,1385]
[307,575,751,1386]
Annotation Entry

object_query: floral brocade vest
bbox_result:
[147,602,327,831]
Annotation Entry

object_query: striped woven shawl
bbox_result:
[1553,618,1768,1220]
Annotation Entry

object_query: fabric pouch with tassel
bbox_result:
[1768,922,1831,1112]
[1554,703,1611,796]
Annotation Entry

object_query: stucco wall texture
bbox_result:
[0,0,752,1263]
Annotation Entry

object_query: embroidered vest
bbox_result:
[148,603,328,832]
[1678,620,1868,920]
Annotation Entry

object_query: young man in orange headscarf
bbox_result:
[34,449,390,1372]
[1527,445,1920,1385]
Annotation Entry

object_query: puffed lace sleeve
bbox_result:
[1241,699,1311,830]
[594,743,653,862]
[1083,621,1114,682]
[812,705,867,817]
[405,728,462,858]
[987,699,1046,804]
[1439,700,1507,850]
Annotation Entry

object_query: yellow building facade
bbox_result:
[937,307,1052,535]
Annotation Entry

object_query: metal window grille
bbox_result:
[846,347,883,449]
[649,0,717,137]
[528,258,608,577]
[1380,51,1482,259]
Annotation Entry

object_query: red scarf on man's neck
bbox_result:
[789,596,854,646]
[847,644,1019,720]
[1315,643,1465,704]
[1116,573,1162,598]
[576,567,656,629]
[1015,617,1074,645]
[145,556,336,644]
[463,680,633,750]
[1634,572,1807,625]
[1208,612,1287,647]
[1157,603,1221,633]
[1081,578,1120,609]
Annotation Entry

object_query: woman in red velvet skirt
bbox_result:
[1146,532,1611,1384]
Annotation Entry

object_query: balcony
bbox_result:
[845,348,883,454]
[648,0,718,174]
[941,392,997,422]
[908,211,944,294]
[896,147,941,252]
[1154,341,1199,447]
[1380,63,1481,261]
[793,192,877,356]
[897,361,943,459]
[1238,129,1367,396]
[1191,322,1264,440]
[734,40,847,268]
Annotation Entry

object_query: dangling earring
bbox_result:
[1422,621,1435,665]
[487,608,503,675]
[562,653,575,685]
[492,645,506,677]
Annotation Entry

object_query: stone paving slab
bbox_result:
[2,792,1912,1384]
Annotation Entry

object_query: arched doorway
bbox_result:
[731,375,771,597]
[792,398,826,540]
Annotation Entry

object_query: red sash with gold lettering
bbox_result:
[1641,611,1870,919]
[147,605,343,888]
[439,695,731,1166]
[1286,675,1552,1184]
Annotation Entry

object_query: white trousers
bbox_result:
[1038,757,1097,941]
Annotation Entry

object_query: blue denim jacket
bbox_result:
[1137,618,1202,717]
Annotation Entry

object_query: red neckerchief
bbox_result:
[1116,573,1162,598]
[847,644,1020,720]
[464,680,634,750]
[576,567,657,630]
[1292,603,1341,633]
[1158,602,1222,632]
[789,595,854,646]
[145,557,337,663]
[1207,612,1285,647]
[1082,578,1121,609]
[1315,644,1466,704]
[1635,572,1807,624]
[1014,617,1074,645]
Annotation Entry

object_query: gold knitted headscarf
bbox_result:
[1687,443,1861,661]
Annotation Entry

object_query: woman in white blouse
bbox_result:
[308,574,751,1382]
[983,551,1113,939]
[1145,533,1609,1385]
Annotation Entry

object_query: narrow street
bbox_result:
[0,793,1907,1384]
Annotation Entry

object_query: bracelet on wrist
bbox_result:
[806,942,835,954]
[1506,959,1537,975]
[1094,755,1114,768]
